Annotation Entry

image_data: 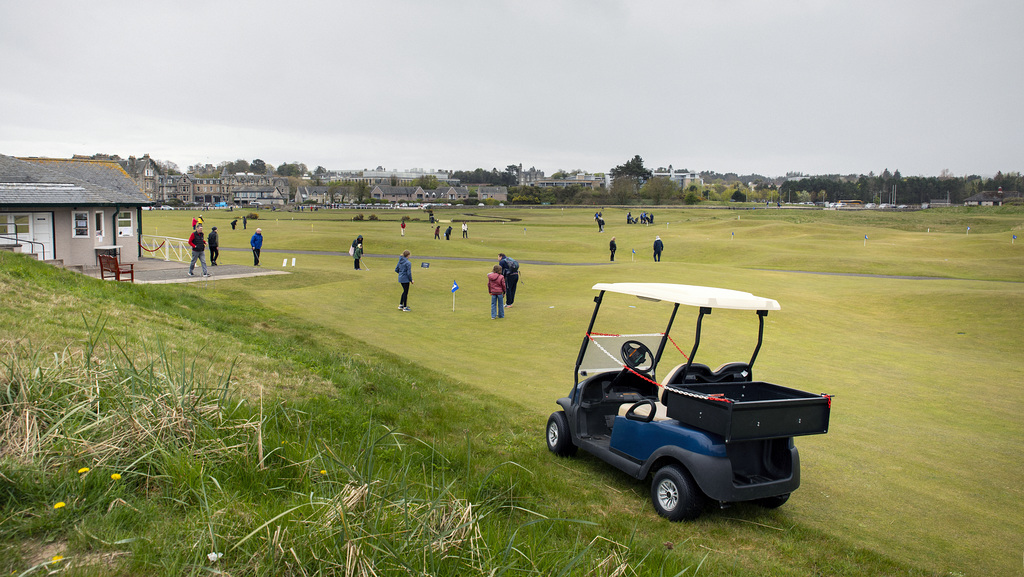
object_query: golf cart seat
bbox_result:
[660,362,752,386]
[617,398,672,421]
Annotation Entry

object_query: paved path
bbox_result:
[87,257,288,285]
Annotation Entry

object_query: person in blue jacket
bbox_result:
[250,228,263,266]
[394,250,413,311]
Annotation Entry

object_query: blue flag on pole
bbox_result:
[451,280,459,293]
[632,249,636,254]
[865,235,868,240]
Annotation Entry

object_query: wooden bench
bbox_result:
[98,254,134,283]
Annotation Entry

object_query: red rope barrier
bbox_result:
[586,332,732,403]
[139,240,165,253]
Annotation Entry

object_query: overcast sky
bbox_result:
[1,1,1021,177]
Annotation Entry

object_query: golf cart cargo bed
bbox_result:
[664,382,830,443]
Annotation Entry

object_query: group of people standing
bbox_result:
[625,211,655,225]
[186,214,263,275]
[187,214,220,276]
[608,235,664,262]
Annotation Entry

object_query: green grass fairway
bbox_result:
[140,206,1024,575]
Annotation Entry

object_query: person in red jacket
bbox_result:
[487,264,507,319]
[188,224,210,277]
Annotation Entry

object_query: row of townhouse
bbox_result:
[75,154,289,206]
[156,170,289,206]
[371,185,508,203]
[296,185,509,204]
[325,167,460,187]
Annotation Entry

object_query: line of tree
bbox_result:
[777,170,1023,205]
[450,166,519,187]
[170,153,1021,207]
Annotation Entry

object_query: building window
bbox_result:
[94,211,105,241]
[117,211,133,237]
[73,211,89,237]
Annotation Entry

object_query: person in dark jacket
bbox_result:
[498,253,520,308]
[445,225,453,240]
[609,237,617,262]
[350,235,363,269]
[188,224,210,276]
[208,226,219,266]
[250,228,263,266]
[353,243,363,271]
[395,250,413,311]
[653,236,664,262]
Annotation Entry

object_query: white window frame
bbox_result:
[73,211,89,238]
[117,211,133,237]
[94,211,105,242]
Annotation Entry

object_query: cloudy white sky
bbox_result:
[1,1,1020,177]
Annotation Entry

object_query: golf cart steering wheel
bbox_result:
[620,340,654,370]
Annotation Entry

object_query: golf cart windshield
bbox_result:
[578,333,665,375]
[574,283,781,385]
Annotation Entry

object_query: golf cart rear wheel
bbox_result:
[651,464,704,521]
[546,412,577,457]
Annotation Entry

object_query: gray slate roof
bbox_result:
[0,154,151,207]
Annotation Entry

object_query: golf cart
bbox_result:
[546,283,831,521]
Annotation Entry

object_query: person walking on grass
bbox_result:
[445,225,453,240]
[395,250,413,311]
[609,236,617,262]
[488,264,507,319]
[401,220,406,236]
[653,235,664,262]
[434,225,441,239]
[188,224,210,277]
[208,226,220,266]
[250,228,263,266]
[462,222,468,238]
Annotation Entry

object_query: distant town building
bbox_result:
[963,187,1022,206]
[327,167,459,187]
[528,173,603,190]
[518,165,545,185]
[156,168,288,206]
[650,165,703,188]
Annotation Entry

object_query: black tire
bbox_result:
[753,493,790,509]
[651,464,705,521]
[546,412,577,457]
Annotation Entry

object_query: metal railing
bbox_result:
[0,234,46,261]
[140,234,191,263]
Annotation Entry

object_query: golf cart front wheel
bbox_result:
[546,412,577,457]
[651,464,704,521]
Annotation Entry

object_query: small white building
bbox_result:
[0,155,151,268]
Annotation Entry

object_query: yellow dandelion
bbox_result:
[51,556,63,563]
[111,473,121,480]
[53,502,65,509]
[320,470,327,475]
[78,467,90,474]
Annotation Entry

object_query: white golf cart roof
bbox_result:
[592,283,780,311]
